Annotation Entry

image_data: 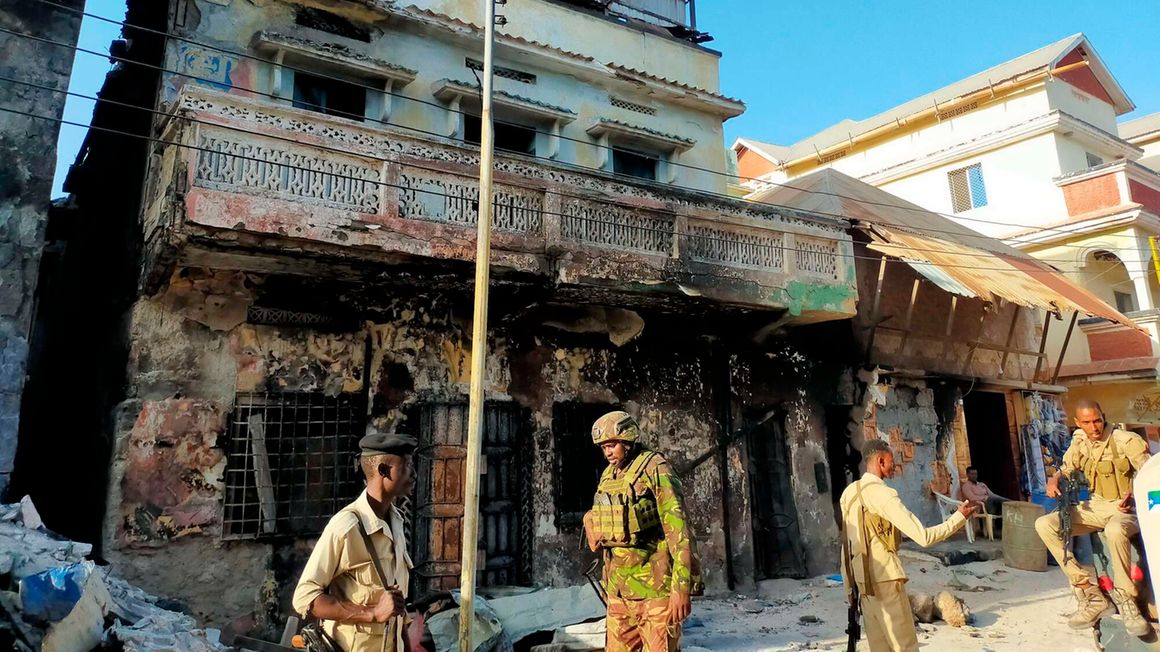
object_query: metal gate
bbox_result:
[747,411,807,579]
[410,403,531,597]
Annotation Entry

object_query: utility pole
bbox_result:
[459,0,502,649]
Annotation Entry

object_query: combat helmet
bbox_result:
[592,411,640,445]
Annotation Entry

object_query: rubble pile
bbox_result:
[0,498,223,652]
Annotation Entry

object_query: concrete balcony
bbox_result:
[142,89,856,320]
[1055,160,1160,223]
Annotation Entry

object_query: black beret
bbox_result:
[359,432,418,456]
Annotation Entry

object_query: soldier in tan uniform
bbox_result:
[293,432,416,652]
[840,439,976,651]
[1034,400,1152,636]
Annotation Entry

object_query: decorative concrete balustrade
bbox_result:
[143,88,856,318]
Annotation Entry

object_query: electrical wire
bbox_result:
[23,0,1156,248]
[14,70,1153,269]
[1,101,1114,275]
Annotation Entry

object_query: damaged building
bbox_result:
[750,168,1137,525]
[17,0,867,634]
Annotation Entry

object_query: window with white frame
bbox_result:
[948,163,987,213]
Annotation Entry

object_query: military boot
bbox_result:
[1068,584,1113,629]
[1111,589,1152,637]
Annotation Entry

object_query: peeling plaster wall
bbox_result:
[0,0,83,493]
[108,268,818,629]
[851,374,969,527]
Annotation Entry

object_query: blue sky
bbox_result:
[51,0,1160,196]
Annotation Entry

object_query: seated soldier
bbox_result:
[1034,400,1152,636]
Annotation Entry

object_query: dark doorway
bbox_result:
[962,391,1020,499]
[746,411,806,579]
[409,402,532,599]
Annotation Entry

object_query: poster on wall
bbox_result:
[1021,392,1070,497]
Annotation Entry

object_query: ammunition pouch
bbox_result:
[591,452,661,547]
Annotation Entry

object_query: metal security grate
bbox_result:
[222,392,367,540]
[947,163,986,213]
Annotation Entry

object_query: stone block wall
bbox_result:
[0,0,84,494]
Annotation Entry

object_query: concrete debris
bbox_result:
[550,620,604,650]
[428,586,604,652]
[0,497,223,652]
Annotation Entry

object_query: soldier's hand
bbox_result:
[582,511,600,552]
[667,590,691,624]
[957,500,979,519]
[371,585,405,623]
[1120,492,1136,514]
[1045,475,1061,498]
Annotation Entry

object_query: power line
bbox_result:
[6,69,1150,270]
[1,102,1114,276]
[23,0,1155,249]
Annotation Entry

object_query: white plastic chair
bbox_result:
[934,491,997,543]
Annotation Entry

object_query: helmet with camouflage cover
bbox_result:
[592,411,640,445]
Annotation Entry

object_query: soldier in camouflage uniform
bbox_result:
[582,411,695,652]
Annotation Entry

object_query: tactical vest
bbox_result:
[1079,433,1134,500]
[590,451,662,547]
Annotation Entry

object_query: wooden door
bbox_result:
[410,403,530,597]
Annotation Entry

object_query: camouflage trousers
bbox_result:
[606,596,681,652]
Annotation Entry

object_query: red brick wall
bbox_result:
[736,148,776,181]
[1088,328,1154,361]
[1056,47,1116,106]
[1129,180,1160,215]
[1061,174,1121,216]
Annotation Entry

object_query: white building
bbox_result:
[735,33,1160,431]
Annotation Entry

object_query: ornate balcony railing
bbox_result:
[144,88,856,317]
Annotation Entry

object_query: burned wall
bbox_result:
[850,371,972,526]
[854,249,1043,381]
[0,0,83,494]
[106,267,819,630]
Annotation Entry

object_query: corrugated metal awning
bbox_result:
[866,224,1136,326]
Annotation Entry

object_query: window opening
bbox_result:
[295,8,372,42]
[464,114,536,155]
[947,163,987,213]
[612,147,658,180]
[293,71,367,122]
[1086,152,1104,168]
[1114,290,1136,313]
[222,392,367,539]
[553,401,618,526]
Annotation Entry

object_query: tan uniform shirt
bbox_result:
[292,492,411,652]
[839,473,966,588]
[1059,428,1150,501]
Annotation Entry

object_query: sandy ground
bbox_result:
[682,546,1108,652]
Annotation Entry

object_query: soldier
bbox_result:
[292,432,417,652]
[1034,399,1152,636]
[582,411,696,652]
[840,439,976,652]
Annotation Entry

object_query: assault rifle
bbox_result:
[839,531,860,652]
[1057,470,1089,563]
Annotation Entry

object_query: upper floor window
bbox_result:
[293,71,367,122]
[612,147,658,181]
[464,115,537,156]
[948,163,987,213]
[1086,152,1104,168]
[1114,290,1136,313]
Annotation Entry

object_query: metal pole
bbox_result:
[459,0,499,648]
